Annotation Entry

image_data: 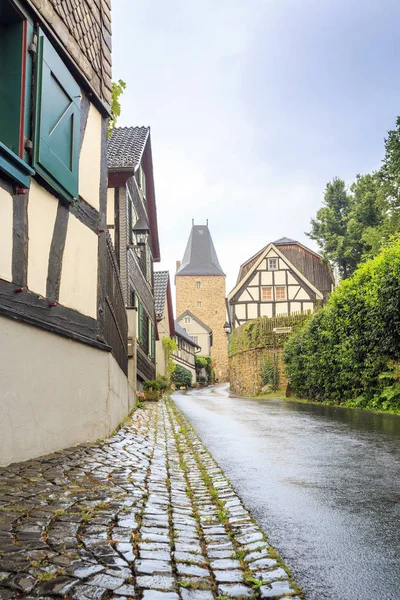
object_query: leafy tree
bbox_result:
[162,337,178,380]
[108,79,126,137]
[307,178,355,279]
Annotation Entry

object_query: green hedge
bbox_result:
[229,313,311,356]
[284,239,400,411]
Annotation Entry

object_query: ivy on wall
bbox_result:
[228,313,311,357]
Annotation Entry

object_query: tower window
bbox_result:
[196,281,201,289]
[197,301,202,308]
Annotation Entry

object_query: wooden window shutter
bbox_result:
[138,302,143,342]
[151,322,155,358]
[33,31,80,203]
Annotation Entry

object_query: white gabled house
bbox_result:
[227,237,334,328]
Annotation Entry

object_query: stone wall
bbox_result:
[176,275,228,381]
[28,0,112,108]
[229,347,287,396]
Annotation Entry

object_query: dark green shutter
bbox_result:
[138,302,143,343]
[151,322,155,358]
[33,31,80,202]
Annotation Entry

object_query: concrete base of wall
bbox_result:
[229,347,287,396]
[0,316,135,466]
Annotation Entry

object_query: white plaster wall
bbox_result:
[287,273,298,284]
[303,302,314,312]
[239,290,252,302]
[0,187,13,282]
[260,303,273,317]
[247,303,258,319]
[276,302,288,315]
[235,304,246,319]
[279,259,289,269]
[296,288,311,300]
[0,317,135,466]
[107,187,114,224]
[79,104,102,210]
[59,215,98,318]
[288,286,300,299]
[274,271,286,284]
[27,180,58,296]
[261,272,273,285]
[248,287,259,301]
[290,302,302,313]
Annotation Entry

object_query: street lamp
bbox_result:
[131,217,150,258]
[224,322,231,336]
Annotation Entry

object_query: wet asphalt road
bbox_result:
[172,384,400,600]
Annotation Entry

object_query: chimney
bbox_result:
[176,260,181,272]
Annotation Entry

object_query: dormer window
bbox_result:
[138,165,146,198]
[184,317,190,324]
[268,258,278,270]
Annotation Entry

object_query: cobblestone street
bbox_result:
[0,400,301,600]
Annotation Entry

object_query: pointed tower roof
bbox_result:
[176,222,224,276]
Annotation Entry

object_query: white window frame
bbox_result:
[192,335,199,344]
[196,281,201,289]
[197,301,202,308]
[268,258,278,270]
[184,317,191,324]
[261,286,272,301]
[275,286,286,300]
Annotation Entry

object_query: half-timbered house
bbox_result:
[173,321,201,381]
[0,0,136,466]
[177,310,212,357]
[107,126,160,388]
[154,270,175,378]
[227,238,334,328]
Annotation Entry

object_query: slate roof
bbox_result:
[107,126,150,169]
[174,322,201,349]
[176,224,224,276]
[154,271,169,320]
[274,237,297,245]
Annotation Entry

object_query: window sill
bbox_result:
[0,142,35,188]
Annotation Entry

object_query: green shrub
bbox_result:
[284,237,400,410]
[156,375,169,391]
[171,365,193,388]
[143,379,160,392]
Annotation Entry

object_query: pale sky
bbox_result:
[112,0,400,294]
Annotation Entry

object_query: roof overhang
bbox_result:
[107,167,135,188]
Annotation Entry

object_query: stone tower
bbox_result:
[176,222,228,381]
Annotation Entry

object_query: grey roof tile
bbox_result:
[154,271,169,320]
[175,321,201,348]
[177,224,224,277]
[107,126,150,169]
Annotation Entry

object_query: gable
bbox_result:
[228,243,324,302]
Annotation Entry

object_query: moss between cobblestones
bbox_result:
[167,398,305,599]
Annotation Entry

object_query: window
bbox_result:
[137,301,143,343]
[148,320,155,358]
[0,6,80,200]
[261,286,272,301]
[145,244,152,285]
[275,286,286,300]
[184,317,191,324]
[196,281,201,289]
[268,258,278,270]
[192,335,199,344]
[138,165,146,198]
[197,301,201,308]
[128,189,137,244]
[0,0,34,187]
